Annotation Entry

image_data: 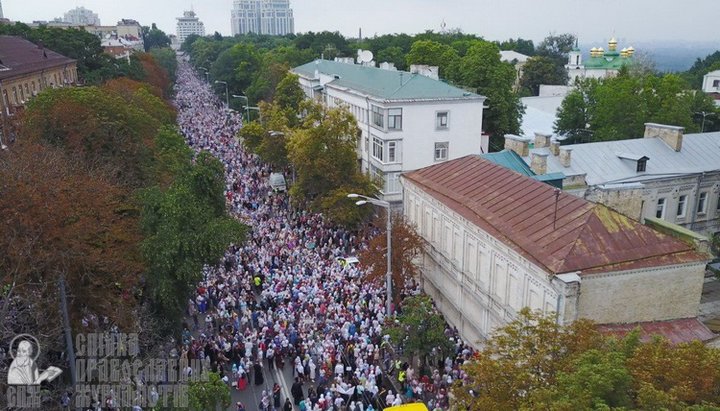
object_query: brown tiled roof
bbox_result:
[0,35,76,81]
[403,155,707,275]
[597,318,716,344]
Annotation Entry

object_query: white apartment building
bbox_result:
[63,6,101,26]
[292,59,487,203]
[231,0,294,36]
[402,156,712,347]
[176,10,205,45]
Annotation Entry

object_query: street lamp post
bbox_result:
[245,106,261,122]
[215,80,229,108]
[347,193,392,316]
[232,94,250,122]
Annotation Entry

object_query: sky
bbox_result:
[4,0,719,45]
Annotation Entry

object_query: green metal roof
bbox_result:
[482,150,564,188]
[482,150,534,176]
[293,59,484,101]
[585,52,632,69]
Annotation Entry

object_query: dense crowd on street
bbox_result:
[172,62,473,411]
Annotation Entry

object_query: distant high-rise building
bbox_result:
[63,6,101,26]
[231,0,294,36]
[176,10,205,45]
[0,1,4,19]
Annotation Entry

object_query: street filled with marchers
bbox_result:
[172,62,472,411]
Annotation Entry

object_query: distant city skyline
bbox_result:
[3,0,719,45]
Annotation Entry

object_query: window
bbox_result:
[677,195,687,218]
[436,111,449,129]
[637,159,647,172]
[434,142,449,161]
[714,79,720,88]
[386,172,400,193]
[372,136,383,161]
[656,198,666,219]
[371,105,384,128]
[697,192,708,214]
[388,108,402,130]
[387,141,397,162]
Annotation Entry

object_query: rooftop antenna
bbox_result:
[552,188,561,230]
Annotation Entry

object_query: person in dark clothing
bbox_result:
[273,383,281,409]
[283,398,292,411]
[291,377,304,405]
[254,362,264,386]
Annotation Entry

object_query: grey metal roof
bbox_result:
[293,59,485,102]
[526,132,720,185]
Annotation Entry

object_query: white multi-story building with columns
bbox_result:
[292,59,487,203]
[402,156,712,347]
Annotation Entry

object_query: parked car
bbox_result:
[269,172,287,192]
[336,256,359,268]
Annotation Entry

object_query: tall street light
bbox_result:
[232,94,250,122]
[245,105,261,122]
[214,80,229,107]
[347,193,392,316]
[198,66,209,83]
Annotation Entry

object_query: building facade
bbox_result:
[402,156,710,347]
[518,124,720,238]
[566,37,635,83]
[63,6,101,26]
[0,36,77,140]
[231,0,294,36]
[176,10,205,45]
[703,70,720,107]
[292,59,487,203]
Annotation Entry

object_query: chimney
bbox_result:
[409,64,439,80]
[531,152,549,175]
[534,132,551,148]
[550,140,560,156]
[503,134,529,157]
[644,123,684,152]
[559,147,573,167]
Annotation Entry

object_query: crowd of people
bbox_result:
[172,62,473,411]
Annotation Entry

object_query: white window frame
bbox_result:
[372,136,383,161]
[388,108,402,130]
[371,105,384,129]
[434,142,449,162]
[386,172,401,194]
[697,192,708,214]
[387,141,398,163]
[656,198,666,219]
[436,111,449,130]
[677,195,687,218]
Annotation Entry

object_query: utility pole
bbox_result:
[58,276,77,387]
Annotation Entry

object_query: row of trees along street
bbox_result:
[0,23,240,408]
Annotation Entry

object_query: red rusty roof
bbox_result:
[0,36,76,81]
[597,317,717,344]
[403,155,708,275]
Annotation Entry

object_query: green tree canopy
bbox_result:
[142,23,171,51]
[406,40,459,79]
[520,55,568,96]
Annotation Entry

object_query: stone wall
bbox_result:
[585,186,645,221]
[576,262,707,324]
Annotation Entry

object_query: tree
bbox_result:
[498,38,535,56]
[0,142,144,333]
[140,150,247,330]
[376,46,406,70]
[406,40,459,79]
[455,40,524,139]
[188,372,231,411]
[520,55,568,96]
[358,213,424,302]
[142,23,171,51]
[452,308,604,410]
[682,50,720,89]
[210,43,261,98]
[536,33,577,64]
[149,47,179,81]
[452,308,720,410]
[554,78,598,140]
[385,295,454,366]
[286,101,376,226]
